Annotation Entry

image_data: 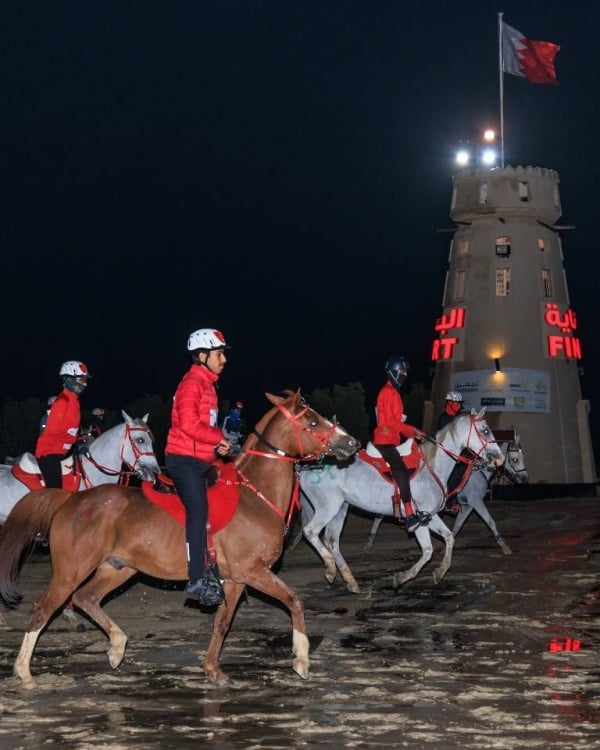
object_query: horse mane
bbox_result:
[421,415,464,462]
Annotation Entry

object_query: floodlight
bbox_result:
[455,150,470,167]
[481,148,497,166]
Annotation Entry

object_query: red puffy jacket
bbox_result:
[165,364,224,462]
[372,382,417,445]
[35,389,81,457]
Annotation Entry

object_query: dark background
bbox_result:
[1,2,598,448]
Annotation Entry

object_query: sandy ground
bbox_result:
[1,496,600,749]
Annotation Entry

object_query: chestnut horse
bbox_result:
[0,391,359,689]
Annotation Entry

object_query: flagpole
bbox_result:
[498,12,505,168]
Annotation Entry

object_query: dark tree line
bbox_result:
[1,382,427,464]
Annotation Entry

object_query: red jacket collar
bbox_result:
[188,363,219,384]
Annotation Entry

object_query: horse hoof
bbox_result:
[215,676,234,687]
[293,661,309,680]
[500,544,513,556]
[432,572,442,585]
[347,583,361,594]
[324,573,337,585]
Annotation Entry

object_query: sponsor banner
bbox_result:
[451,368,550,414]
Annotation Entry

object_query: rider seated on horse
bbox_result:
[165,328,232,608]
[35,361,91,489]
[373,355,428,534]
[437,390,466,513]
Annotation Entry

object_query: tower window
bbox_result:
[538,238,546,251]
[496,268,510,296]
[518,181,529,201]
[542,269,553,297]
[479,183,488,204]
[457,239,469,256]
[495,236,511,257]
[454,269,466,299]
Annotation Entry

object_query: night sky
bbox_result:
[2,2,599,442]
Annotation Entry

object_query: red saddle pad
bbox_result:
[141,462,240,534]
[11,463,79,492]
[359,443,420,479]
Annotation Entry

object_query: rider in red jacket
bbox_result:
[165,328,232,608]
[35,360,91,489]
[373,355,428,534]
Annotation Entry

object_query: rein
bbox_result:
[80,424,155,486]
[247,405,339,463]
[236,403,338,530]
[419,415,500,499]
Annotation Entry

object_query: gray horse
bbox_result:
[0,411,159,524]
[364,430,528,556]
[297,409,505,592]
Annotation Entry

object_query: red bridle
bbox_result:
[233,403,340,529]
[419,415,501,498]
[246,404,340,462]
[80,423,156,487]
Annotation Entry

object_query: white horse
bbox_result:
[364,430,528,556]
[297,409,505,592]
[0,411,160,524]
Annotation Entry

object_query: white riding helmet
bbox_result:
[59,361,91,378]
[445,391,463,403]
[187,328,230,351]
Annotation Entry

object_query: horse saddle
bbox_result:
[16,452,75,476]
[361,439,420,478]
[365,439,414,458]
[141,462,239,534]
[11,453,79,492]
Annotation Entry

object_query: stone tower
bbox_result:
[426,165,595,484]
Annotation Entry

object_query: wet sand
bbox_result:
[1,496,600,749]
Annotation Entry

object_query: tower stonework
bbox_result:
[427,166,596,484]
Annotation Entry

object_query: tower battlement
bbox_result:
[451,165,561,223]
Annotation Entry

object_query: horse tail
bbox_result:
[0,488,72,605]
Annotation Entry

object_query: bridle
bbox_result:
[247,404,339,462]
[493,440,527,484]
[429,415,500,467]
[420,414,501,498]
[79,423,156,487]
[229,403,341,530]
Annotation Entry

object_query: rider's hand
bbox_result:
[414,429,427,442]
[215,439,231,456]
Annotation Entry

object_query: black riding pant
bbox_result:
[165,453,212,582]
[373,444,413,505]
[37,454,63,489]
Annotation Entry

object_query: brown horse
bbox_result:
[0,391,359,689]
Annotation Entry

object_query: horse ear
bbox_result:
[265,393,285,407]
[142,413,150,424]
[470,407,477,416]
[121,410,134,425]
[477,407,486,417]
